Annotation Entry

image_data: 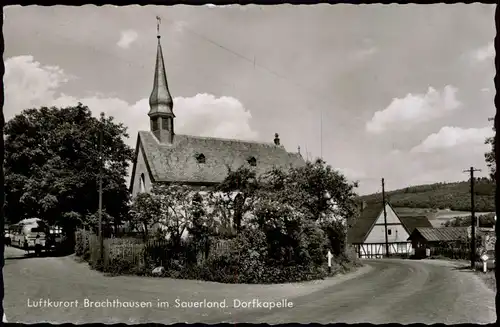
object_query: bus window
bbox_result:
[31,227,45,233]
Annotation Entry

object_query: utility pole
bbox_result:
[98,112,104,262]
[463,167,481,269]
[382,178,390,257]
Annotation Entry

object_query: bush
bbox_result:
[74,229,90,258]
[299,220,328,266]
[75,218,358,284]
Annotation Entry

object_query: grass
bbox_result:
[428,255,469,262]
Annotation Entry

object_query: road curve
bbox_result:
[3,246,496,324]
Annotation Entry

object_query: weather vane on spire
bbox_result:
[156,16,161,38]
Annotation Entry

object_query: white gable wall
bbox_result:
[364,204,410,243]
[131,143,154,198]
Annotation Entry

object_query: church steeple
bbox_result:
[149,16,175,144]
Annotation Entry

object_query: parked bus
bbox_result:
[9,218,49,255]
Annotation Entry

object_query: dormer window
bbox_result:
[247,156,257,167]
[195,153,206,164]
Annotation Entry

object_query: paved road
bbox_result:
[3,246,496,324]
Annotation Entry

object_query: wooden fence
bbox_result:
[78,229,234,271]
[429,246,471,260]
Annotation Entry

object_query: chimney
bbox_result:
[274,133,280,145]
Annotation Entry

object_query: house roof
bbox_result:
[134,131,305,186]
[347,202,384,244]
[399,216,433,233]
[408,227,470,242]
[347,203,433,244]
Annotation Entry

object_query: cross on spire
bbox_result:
[156,16,161,38]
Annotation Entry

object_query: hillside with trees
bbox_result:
[360,178,495,212]
[442,213,496,228]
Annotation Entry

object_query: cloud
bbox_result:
[173,21,188,33]
[4,55,259,147]
[335,167,366,181]
[5,55,260,186]
[4,56,70,120]
[117,30,138,49]
[353,46,378,60]
[410,126,492,153]
[472,42,494,62]
[366,85,461,134]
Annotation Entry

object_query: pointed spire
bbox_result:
[149,16,174,117]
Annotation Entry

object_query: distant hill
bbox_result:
[359,178,495,212]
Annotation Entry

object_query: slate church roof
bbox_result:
[131,20,305,191]
[136,131,305,185]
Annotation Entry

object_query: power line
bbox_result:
[160,16,353,121]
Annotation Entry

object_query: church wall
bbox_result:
[131,144,153,198]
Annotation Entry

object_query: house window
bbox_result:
[195,153,206,164]
[151,118,159,131]
[397,243,407,253]
[387,229,392,235]
[248,157,257,166]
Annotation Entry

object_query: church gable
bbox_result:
[130,136,155,197]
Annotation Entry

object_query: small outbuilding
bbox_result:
[407,227,470,258]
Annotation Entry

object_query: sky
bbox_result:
[3,4,496,195]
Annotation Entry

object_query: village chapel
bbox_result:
[129,27,305,196]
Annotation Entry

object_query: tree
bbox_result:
[261,159,359,254]
[216,166,260,232]
[442,214,496,228]
[4,104,134,233]
[152,184,217,248]
[485,132,495,181]
[250,192,307,266]
[129,192,162,241]
[263,159,359,224]
[0,71,5,322]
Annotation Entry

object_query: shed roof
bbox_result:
[409,227,469,242]
[133,131,305,188]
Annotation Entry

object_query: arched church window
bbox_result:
[161,117,170,131]
[151,118,159,131]
[139,173,146,193]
